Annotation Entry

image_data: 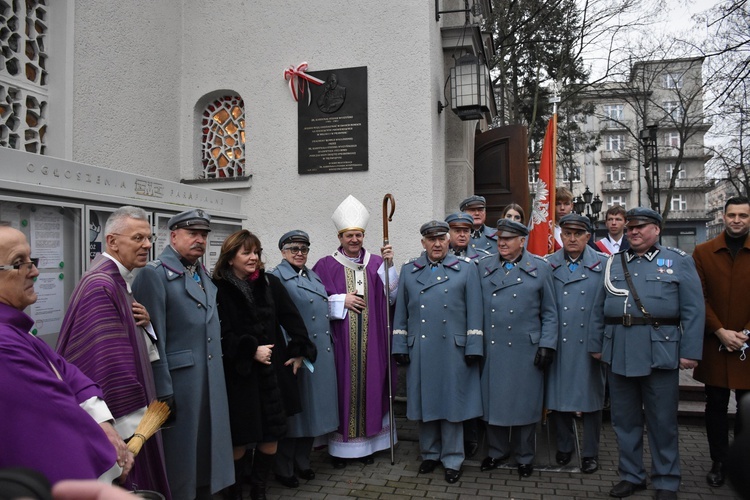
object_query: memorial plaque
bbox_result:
[298,66,368,174]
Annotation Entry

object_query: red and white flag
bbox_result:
[527,114,557,256]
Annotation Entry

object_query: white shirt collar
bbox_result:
[102,252,135,293]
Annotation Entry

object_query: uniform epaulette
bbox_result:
[146,260,162,268]
[477,254,494,263]
[532,254,548,263]
[459,256,471,263]
[595,250,609,258]
[405,256,419,264]
[665,246,687,257]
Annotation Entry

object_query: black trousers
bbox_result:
[705,385,749,463]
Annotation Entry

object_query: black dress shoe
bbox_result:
[581,457,599,474]
[480,456,500,472]
[419,459,439,474]
[609,480,647,498]
[359,454,374,465]
[655,490,678,500]
[518,463,534,477]
[274,474,299,488]
[297,468,315,480]
[707,461,725,487]
[556,450,572,465]
[331,456,347,469]
[445,468,462,483]
[464,440,479,458]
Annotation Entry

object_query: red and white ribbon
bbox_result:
[283,62,325,103]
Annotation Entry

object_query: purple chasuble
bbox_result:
[0,303,116,484]
[312,248,391,440]
[57,255,171,498]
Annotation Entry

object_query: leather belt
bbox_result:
[605,316,680,327]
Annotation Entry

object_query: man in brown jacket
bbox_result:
[693,195,750,488]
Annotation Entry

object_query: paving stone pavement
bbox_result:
[258,413,742,500]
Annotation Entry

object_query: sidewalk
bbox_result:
[263,412,742,499]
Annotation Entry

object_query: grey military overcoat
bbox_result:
[479,250,558,426]
[132,246,233,499]
[470,225,498,255]
[392,253,483,423]
[271,259,339,438]
[546,246,606,412]
[594,245,705,377]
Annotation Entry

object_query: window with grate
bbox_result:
[0,0,48,154]
[607,195,626,209]
[200,95,246,179]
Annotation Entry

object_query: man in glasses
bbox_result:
[545,214,606,474]
[271,230,339,488]
[133,208,233,500]
[0,225,132,484]
[57,206,170,497]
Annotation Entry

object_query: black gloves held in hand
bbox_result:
[534,347,554,370]
[465,355,482,366]
[158,395,176,425]
[394,354,411,366]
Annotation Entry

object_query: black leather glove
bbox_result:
[465,355,481,366]
[533,347,554,370]
[394,353,410,366]
[158,395,176,425]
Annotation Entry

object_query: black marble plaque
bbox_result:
[298,66,368,174]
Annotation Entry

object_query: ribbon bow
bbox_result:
[283,62,325,104]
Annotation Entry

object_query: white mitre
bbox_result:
[332,195,370,234]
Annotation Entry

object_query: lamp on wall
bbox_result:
[441,53,489,121]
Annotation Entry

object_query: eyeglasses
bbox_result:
[0,257,39,272]
[283,246,310,255]
[112,233,158,243]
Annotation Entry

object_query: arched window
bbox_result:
[0,0,48,154]
[200,95,246,179]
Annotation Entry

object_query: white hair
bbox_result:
[104,206,149,237]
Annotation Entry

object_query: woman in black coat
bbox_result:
[213,230,316,500]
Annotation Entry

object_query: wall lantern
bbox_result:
[442,53,490,121]
[573,186,604,226]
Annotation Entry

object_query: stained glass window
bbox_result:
[201,95,246,179]
[0,0,47,154]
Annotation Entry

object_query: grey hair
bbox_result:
[104,206,149,237]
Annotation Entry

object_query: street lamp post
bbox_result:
[573,186,604,227]
[639,124,660,213]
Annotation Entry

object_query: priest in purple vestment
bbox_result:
[312,195,399,467]
[0,226,130,485]
[57,206,171,498]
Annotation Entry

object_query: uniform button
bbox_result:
[324,298,328,302]
[312,316,316,320]
[508,326,512,330]
[207,337,211,342]
[665,336,669,340]
[326,314,329,318]
[422,334,426,338]
[509,310,514,314]
[313,333,318,338]
[443,319,447,323]
[437,277,442,281]
[508,342,512,346]
[421,291,425,294]
[491,340,495,344]
[579,339,584,343]
[492,325,495,328]
[656,276,661,280]
[634,272,639,276]
[327,347,331,351]
[310,299,314,303]
[517,278,521,282]
[421,305,425,308]
[492,308,495,312]
[563,322,567,326]
[326,330,329,334]
[422,319,426,323]
[581,290,585,294]
[563,306,568,311]
[493,293,497,297]
[563,338,567,342]
[197,303,203,308]
[442,334,446,338]
[580,324,584,327]
[564,291,568,295]
[513,294,517,298]
[444,304,448,308]
[208,355,213,360]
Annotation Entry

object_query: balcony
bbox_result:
[601,180,632,192]
[660,145,712,159]
[665,208,711,221]
[600,119,630,131]
[600,150,631,162]
[666,177,715,192]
